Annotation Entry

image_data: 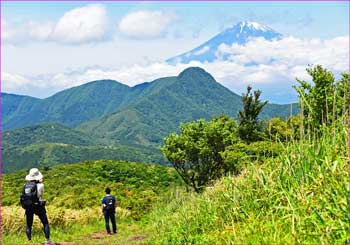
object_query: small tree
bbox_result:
[161,115,239,192]
[237,85,268,143]
[335,73,350,117]
[294,65,350,130]
[294,65,336,128]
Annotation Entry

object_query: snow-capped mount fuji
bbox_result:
[167,21,282,64]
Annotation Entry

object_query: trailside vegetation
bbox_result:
[161,115,240,192]
[161,85,271,192]
[294,65,350,129]
[147,118,349,243]
[237,85,268,143]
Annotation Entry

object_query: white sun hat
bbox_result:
[25,168,44,181]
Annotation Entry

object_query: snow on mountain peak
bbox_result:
[166,21,282,64]
[239,21,271,32]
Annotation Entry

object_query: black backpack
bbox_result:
[105,195,115,211]
[20,182,39,209]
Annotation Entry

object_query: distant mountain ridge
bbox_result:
[2,79,132,130]
[3,67,298,173]
[77,67,297,147]
[167,21,282,64]
[77,67,243,146]
[3,67,295,132]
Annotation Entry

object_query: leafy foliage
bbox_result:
[264,117,292,142]
[294,65,350,129]
[238,85,268,143]
[161,115,241,192]
[263,115,303,142]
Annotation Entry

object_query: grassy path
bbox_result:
[73,222,150,244]
[2,220,152,244]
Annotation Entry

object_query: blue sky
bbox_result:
[2,1,349,103]
[4,1,348,38]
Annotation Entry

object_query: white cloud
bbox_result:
[194,46,210,56]
[3,20,31,43]
[2,20,17,42]
[3,4,109,45]
[51,4,109,44]
[2,72,32,91]
[216,36,349,72]
[118,10,177,39]
[28,21,55,41]
[2,35,348,103]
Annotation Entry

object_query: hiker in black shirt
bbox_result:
[21,168,51,244]
[101,187,117,234]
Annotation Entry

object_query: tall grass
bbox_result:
[1,205,131,243]
[146,119,349,243]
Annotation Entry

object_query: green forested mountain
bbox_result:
[3,67,298,172]
[2,93,41,128]
[3,67,297,131]
[3,122,97,146]
[78,68,241,146]
[78,67,297,146]
[2,123,167,173]
[2,80,131,130]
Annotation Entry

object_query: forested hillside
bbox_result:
[3,67,297,172]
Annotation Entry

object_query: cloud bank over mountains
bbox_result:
[3,34,348,103]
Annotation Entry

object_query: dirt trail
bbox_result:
[127,234,147,242]
[85,230,148,243]
[90,231,107,240]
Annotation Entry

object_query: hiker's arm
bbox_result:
[37,183,44,201]
[101,197,105,212]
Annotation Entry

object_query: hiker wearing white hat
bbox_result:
[21,168,51,244]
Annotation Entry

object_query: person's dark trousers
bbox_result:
[25,205,50,240]
[103,210,117,234]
